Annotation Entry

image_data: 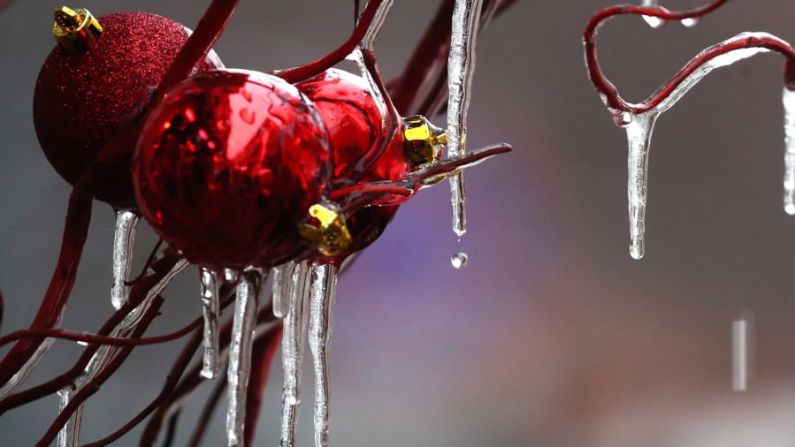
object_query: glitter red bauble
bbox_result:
[33,11,223,208]
[297,69,407,256]
[133,70,330,269]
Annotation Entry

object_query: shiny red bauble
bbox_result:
[34,11,223,208]
[133,70,330,269]
[297,69,407,256]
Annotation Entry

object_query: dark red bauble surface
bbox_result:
[297,69,407,255]
[34,11,222,208]
[133,70,330,269]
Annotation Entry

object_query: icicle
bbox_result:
[732,317,749,391]
[624,112,658,260]
[640,0,663,28]
[57,258,188,446]
[226,269,262,447]
[200,268,221,379]
[447,0,484,237]
[450,252,469,269]
[110,209,139,310]
[308,263,339,447]
[272,261,296,319]
[601,34,782,258]
[782,87,795,214]
[280,261,311,447]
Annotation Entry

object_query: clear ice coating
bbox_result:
[226,270,261,447]
[56,385,81,447]
[200,268,221,379]
[348,47,387,127]
[681,17,699,28]
[450,252,469,269]
[612,33,783,259]
[111,209,139,310]
[783,87,795,214]
[57,258,188,446]
[360,0,394,51]
[640,0,663,29]
[280,261,311,447]
[272,261,296,319]
[308,263,339,447]
[0,334,58,398]
[447,0,484,237]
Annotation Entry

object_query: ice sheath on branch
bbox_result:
[583,0,795,259]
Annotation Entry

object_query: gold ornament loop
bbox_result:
[53,6,103,53]
[299,203,353,257]
[403,115,447,167]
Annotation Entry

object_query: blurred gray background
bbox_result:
[4,0,795,445]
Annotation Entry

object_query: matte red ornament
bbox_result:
[297,68,407,256]
[133,69,330,269]
[33,11,223,208]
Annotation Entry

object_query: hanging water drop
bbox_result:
[110,209,139,310]
[308,263,339,447]
[447,0,485,237]
[640,0,663,28]
[782,87,795,215]
[680,17,699,28]
[200,268,221,379]
[625,112,658,260]
[280,261,311,447]
[451,252,469,269]
[226,269,262,447]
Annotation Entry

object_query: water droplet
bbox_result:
[450,252,468,269]
[239,107,256,124]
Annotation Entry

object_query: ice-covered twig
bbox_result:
[583,2,795,258]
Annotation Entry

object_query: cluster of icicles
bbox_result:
[586,0,795,260]
[0,1,490,446]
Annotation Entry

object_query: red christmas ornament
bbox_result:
[133,69,331,270]
[297,68,407,256]
[33,8,223,208]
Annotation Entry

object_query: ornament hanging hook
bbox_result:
[53,6,103,53]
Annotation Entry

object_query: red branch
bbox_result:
[36,296,166,447]
[276,0,384,83]
[83,285,236,446]
[0,321,200,348]
[244,325,283,446]
[0,253,182,415]
[138,301,276,445]
[186,369,227,447]
[583,0,795,119]
[81,328,204,447]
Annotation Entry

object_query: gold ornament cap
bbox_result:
[299,203,353,257]
[403,115,447,167]
[53,6,103,53]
